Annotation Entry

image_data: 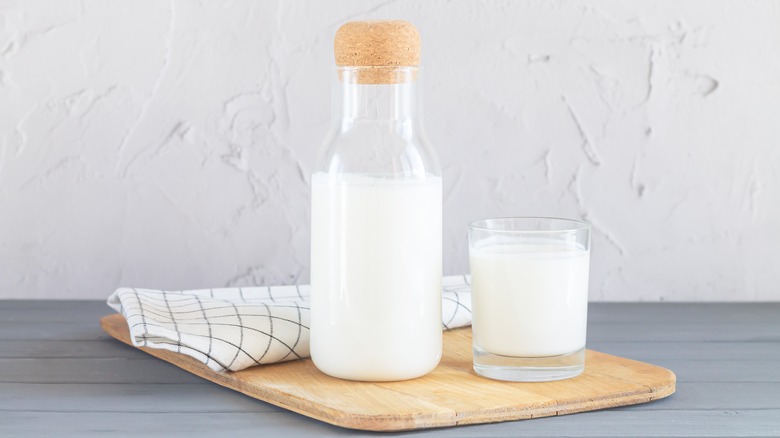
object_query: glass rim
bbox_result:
[469,217,590,234]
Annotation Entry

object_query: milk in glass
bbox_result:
[470,242,589,357]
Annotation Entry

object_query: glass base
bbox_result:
[473,347,585,382]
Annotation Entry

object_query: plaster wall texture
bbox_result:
[1,1,778,300]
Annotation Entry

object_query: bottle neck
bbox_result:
[333,67,420,131]
[316,66,440,177]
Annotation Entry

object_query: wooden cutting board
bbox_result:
[100,314,675,431]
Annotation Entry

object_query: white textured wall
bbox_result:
[1,1,778,301]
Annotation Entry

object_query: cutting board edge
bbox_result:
[99,314,676,432]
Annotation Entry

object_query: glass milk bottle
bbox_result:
[310,20,442,381]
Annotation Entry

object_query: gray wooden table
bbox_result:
[1,301,779,437]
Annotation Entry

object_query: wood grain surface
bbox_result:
[100,314,675,431]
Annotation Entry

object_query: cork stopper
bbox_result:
[334,20,420,84]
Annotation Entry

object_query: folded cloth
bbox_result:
[107,275,472,372]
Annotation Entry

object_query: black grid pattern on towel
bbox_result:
[108,276,472,373]
[442,275,472,330]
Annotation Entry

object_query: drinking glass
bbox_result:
[469,217,591,382]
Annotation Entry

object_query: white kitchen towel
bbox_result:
[107,275,472,372]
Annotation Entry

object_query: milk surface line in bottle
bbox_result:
[310,20,443,381]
